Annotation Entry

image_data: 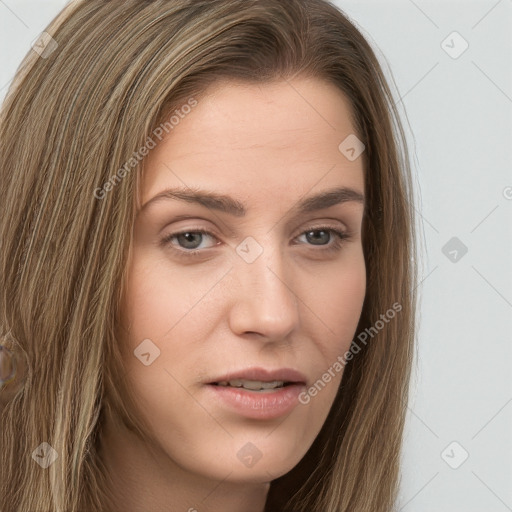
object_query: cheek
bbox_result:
[122,248,226,342]
[117,255,213,426]
[118,251,229,404]
[292,250,366,411]
[307,249,366,358]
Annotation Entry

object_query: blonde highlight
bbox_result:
[0,1,417,511]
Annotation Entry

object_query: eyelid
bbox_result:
[159,214,349,237]
[159,219,349,242]
[159,222,352,258]
[159,227,219,250]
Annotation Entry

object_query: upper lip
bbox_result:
[207,367,307,385]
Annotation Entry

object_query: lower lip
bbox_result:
[206,383,305,420]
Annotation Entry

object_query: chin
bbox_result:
[166,431,310,484]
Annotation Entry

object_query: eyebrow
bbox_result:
[139,185,365,217]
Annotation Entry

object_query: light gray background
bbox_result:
[1,1,511,511]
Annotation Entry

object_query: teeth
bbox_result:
[216,379,285,390]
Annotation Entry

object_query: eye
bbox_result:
[160,228,218,253]
[295,226,350,253]
[159,225,351,259]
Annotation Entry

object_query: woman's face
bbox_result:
[119,77,366,484]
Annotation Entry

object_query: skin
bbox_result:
[101,76,367,512]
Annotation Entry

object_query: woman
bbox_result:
[0,1,417,511]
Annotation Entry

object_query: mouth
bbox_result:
[206,367,307,390]
[205,367,307,419]
[211,379,296,392]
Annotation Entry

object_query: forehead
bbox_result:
[142,77,364,204]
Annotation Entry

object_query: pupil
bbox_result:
[307,230,329,245]
[178,232,201,249]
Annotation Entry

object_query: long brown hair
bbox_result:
[0,1,417,511]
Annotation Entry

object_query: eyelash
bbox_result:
[159,225,350,259]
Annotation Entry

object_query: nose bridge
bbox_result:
[229,233,299,338]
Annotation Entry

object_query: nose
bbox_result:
[227,242,300,342]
